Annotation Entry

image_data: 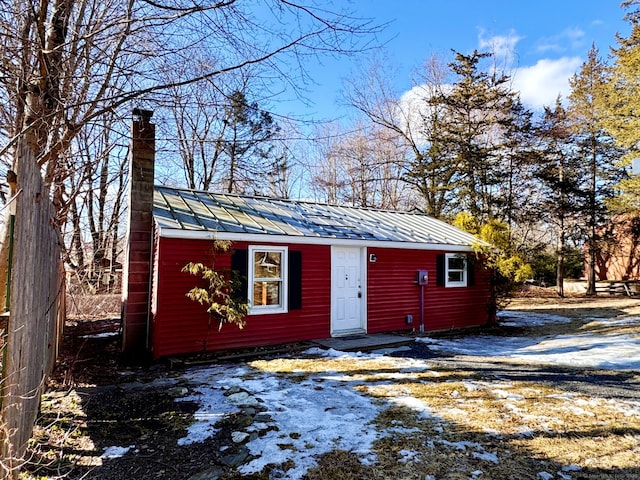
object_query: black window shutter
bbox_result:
[436,254,445,286]
[467,256,475,286]
[288,250,302,310]
[231,249,248,302]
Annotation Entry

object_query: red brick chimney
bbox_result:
[121,109,155,355]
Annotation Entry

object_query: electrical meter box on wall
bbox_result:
[416,270,428,285]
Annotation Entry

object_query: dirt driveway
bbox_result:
[25,296,640,480]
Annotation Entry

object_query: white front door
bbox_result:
[331,246,365,335]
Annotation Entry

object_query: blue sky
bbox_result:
[293,1,630,121]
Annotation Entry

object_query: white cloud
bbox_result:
[564,27,587,46]
[512,56,582,110]
[474,29,584,110]
[478,29,523,67]
[398,84,433,123]
[535,27,586,54]
[397,83,453,144]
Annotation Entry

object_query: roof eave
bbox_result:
[155,227,478,252]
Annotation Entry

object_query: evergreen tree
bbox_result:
[222,90,281,194]
[535,99,586,296]
[494,94,537,231]
[405,60,460,218]
[600,1,640,213]
[568,46,623,294]
[432,50,534,224]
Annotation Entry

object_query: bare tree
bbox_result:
[0,0,380,207]
[311,121,411,209]
[159,67,231,191]
[0,0,382,471]
[159,66,302,198]
[310,123,347,204]
[343,53,456,217]
[65,114,128,292]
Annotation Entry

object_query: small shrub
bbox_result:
[182,241,249,332]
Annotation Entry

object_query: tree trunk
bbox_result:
[556,231,565,298]
[586,138,598,297]
[586,236,597,296]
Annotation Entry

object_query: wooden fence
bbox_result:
[0,139,65,478]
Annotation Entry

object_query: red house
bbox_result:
[121,111,494,359]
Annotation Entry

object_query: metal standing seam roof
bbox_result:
[153,186,484,249]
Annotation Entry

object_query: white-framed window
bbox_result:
[248,245,288,314]
[445,253,467,287]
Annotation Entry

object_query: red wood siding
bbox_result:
[152,239,331,358]
[366,248,492,333]
[151,238,493,358]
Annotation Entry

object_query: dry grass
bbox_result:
[366,379,640,478]
[65,292,121,320]
[508,295,640,321]
[304,450,375,480]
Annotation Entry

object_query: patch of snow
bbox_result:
[231,431,250,443]
[481,427,503,438]
[516,427,535,438]
[491,389,524,401]
[176,385,239,446]
[586,316,640,326]
[80,331,119,339]
[372,345,413,355]
[388,394,436,420]
[606,399,640,417]
[398,449,421,463]
[178,359,387,480]
[547,393,575,400]
[304,347,369,358]
[504,403,524,414]
[472,450,499,464]
[567,405,595,417]
[498,310,573,327]
[226,391,261,407]
[443,407,467,416]
[101,445,134,459]
[561,464,582,472]
[438,439,483,451]
[538,472,553,480]
[463,384,479,393]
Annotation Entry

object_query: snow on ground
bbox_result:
[101,445,135,459]
[80,331,119,339]
[497,310,573,327]
[154,310,640,479]
[418,311,640,370]
[175,354,395,478]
